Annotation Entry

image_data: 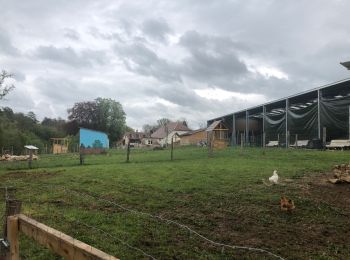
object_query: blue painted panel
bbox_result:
[79,128,109,148]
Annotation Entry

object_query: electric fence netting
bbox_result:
[1,184,285,260]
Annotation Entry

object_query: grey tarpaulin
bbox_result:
[288,103,318,140]
[320,95,350,140]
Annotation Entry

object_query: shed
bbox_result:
[79,128,109,154]
[206,120,229,149]
[179,129,207,146]
[51,138,69,154]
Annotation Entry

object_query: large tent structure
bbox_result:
[207,79,350,148]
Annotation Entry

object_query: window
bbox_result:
[147,140,152,145]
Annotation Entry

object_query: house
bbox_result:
[179,129,207,146]
[151,121,191,146]
[122,131,155,147]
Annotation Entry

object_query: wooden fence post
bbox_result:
[3,200,21,236]
[171,137,174,161]
[28,150,33,169]
[126,142,130,163]
[6,216,19,260]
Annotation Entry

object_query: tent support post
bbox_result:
[245,111,249,145]
[263,106,266,147]
[318,89,321,139]
[232,114,236,146]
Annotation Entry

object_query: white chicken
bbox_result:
[269,170,279,184]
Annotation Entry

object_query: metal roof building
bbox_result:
[207,78,350,147]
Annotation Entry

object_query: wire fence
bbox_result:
[1,184,285,260]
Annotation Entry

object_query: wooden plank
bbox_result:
[6,216,19,260]
[16,214,119,260]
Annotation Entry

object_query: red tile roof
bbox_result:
[151,122,191,139]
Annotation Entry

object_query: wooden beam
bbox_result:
[16,214,119,260]
[6,216,19,260]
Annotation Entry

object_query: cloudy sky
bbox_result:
[1,0,350,129]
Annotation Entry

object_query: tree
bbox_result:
[142,124,157,135]
[68,101,98,127]
[27,111,38,123]
[157,118,171,127]
[0,70,15,100]
[67,98,126,144]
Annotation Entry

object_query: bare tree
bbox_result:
[0,70,15,100]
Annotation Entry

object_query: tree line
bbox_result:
[0,70,128,154]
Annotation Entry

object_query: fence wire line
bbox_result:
[64,187,285,260]
[15,194,157,260]
[3,184,285,260]
[71,217,157,260]
[62,201,158,259]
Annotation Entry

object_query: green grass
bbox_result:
[0,147,349,259]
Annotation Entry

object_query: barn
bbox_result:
[207,79,350,148]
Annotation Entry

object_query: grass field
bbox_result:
[0,147,349,259]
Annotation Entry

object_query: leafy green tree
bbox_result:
[67,98,126,144]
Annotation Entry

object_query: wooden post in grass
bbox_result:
[3,197,21,239]
[79,145,84,165]
[126,142,130,163]
[6,216,19,260]
[208,132,213,158]
[295,134,298,148]
[28,149,33,169]
[171,136,174,161]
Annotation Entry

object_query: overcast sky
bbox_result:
[1,0,350,130]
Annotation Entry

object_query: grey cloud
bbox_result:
[12,70,26,82]
[115,42,181,82]
[141,18,172,42]
[34,45,107,67]
[0,28,19,56]
[2,0,350,130]
[63,28,80,41]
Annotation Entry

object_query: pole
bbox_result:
[318,89,321,139]
[79,145,84,165]
[263,105,266,148]
[323,127,327,146]
[285,98,289,148]
[245,111,249,145]
[348,106,350,140]
[232,114,236,146]
[295,134,298,148]
[171,136,174,161]
[263,132,266,149]
[126,142,130,163]
[28,150,33,169]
